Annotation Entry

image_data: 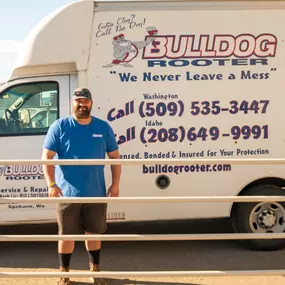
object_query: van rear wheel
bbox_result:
[232,184,285,251]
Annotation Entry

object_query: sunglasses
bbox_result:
[74,91,91,97]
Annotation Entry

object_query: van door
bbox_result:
[0,75,70,224]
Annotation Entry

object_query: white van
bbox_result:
[1,0,285,250]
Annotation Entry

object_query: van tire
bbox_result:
[231,184,285,251]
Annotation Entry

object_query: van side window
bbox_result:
[0,82,59,136]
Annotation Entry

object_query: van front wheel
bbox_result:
[232,184,285,251]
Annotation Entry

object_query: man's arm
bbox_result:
[42,148,63,197]
[106,149,121,197]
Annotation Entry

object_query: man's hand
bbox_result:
[107,185,119,197]
[107,149,121,197]
[48,186,63,197]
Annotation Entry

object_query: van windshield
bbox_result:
[0,81,59,136]
[0,92,29,117]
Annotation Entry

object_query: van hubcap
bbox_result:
[249,202,285,233]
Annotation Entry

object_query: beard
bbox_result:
[74,106,91,118]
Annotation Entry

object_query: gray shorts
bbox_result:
[56,203,107,234]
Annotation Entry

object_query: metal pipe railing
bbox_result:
[1,158,285,165]
[0,233,285,242]
[1,270,285,278]
[1,157,285,278]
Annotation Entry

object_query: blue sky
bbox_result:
[0,0,77,81]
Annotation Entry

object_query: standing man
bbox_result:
[42,87,121,285]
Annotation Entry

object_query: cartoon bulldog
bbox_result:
[103,26,158,68]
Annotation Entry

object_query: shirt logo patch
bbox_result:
[93,134,103,138]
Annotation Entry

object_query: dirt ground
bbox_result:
[0,219,284,285]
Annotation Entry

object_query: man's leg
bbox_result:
[56,203,82,285]
[83,203,107,284]
[58,240,75,267]
[85,237,101,263]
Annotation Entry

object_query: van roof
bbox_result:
[10,0,285,81]
[10,1,94,81]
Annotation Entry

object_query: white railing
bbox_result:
[2,158,285,165]
[2,270,285,278]
[0,158,285,279]
[1,232,285,242]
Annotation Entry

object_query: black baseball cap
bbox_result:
[72,87,92,101]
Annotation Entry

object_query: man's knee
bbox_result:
[58,240,75,253]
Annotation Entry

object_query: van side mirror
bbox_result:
[19,109,30,126]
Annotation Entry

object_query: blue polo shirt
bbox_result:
[42,116,118,197]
